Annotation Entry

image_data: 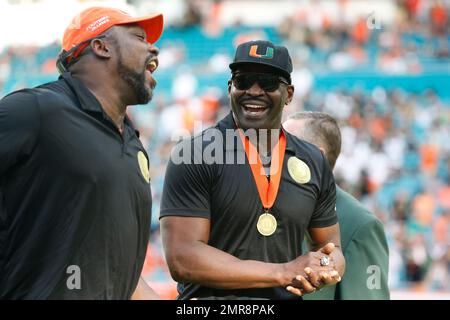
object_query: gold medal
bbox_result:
[257,212,277,236]
[287,156,311,184]
[238,130,285,238]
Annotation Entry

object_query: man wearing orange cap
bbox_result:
[0,7,163,299]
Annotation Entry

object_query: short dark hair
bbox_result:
[287,111,341,169]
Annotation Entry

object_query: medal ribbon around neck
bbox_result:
[238,129,286,235]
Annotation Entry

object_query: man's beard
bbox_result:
[117,52,152,105]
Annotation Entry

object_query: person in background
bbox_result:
[284,111,390,299]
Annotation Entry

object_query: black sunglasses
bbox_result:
[232,73,289,92]
[56,35,106,74]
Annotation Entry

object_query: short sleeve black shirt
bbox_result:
[160,113,337,300]
[0,73,152,299]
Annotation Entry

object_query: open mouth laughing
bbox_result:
[240,100,270,119]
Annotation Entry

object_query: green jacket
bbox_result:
[303,186,390,300]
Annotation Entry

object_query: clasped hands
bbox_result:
[285,242,342,296]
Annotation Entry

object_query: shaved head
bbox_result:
[284,111,341,169]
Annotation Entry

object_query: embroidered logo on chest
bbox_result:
[137,151,150,183]
[287,156,311,184]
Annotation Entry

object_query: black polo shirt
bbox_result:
[160,112,338,300]
[0,73,152,299]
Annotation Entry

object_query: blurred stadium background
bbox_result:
[1,0,449,300]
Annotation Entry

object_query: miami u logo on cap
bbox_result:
[249,45,274,59]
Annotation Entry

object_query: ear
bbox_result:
[318,146,326,155]
[285,85,295,105]
[90,38,112,59]
[227,79,232,96]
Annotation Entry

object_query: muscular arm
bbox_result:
[161,216,293,289]
[308,223,346,277]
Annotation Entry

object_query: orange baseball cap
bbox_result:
[61,7,163,63]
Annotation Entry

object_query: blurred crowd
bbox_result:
[1,0,449,298]
[277,0,450,74]
[298,87,450,292]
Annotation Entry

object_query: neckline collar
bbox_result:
[217,112,296,154]
[60,72,134,129]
